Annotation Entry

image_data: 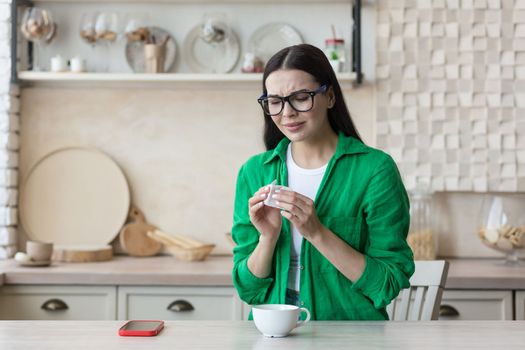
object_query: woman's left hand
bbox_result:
[271,189,324,240]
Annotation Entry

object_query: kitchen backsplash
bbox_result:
[375,0,525,192]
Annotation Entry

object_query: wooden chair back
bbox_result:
[387,260,449,321]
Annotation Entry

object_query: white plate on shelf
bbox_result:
[125,26,177,73]
[183,24,240,73]
[247,23,304,66]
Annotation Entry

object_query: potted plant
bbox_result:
[327,50,341,73]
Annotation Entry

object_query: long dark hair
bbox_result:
[261,44,363,150]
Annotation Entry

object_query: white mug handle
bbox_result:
[296,307,311,328]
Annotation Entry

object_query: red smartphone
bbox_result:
[118,320,164,337]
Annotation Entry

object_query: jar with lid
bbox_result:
[477,194,525,266]
[324,38,346,73]
[407,185,437,260]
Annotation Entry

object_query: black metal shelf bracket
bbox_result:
[11,0,33,84]
[352,0,364,84]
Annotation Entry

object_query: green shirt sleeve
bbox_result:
[231,164,274,305]
[351,154,415,309]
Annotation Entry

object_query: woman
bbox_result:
[231,44,414,320]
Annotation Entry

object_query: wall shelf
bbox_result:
[17,71,358,88]
[28,0,354,3]
[11,0,363,85]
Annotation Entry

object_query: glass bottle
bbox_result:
[407,185,437,260]
[324,38,346,72]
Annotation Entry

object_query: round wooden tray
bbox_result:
[20,147,130,246]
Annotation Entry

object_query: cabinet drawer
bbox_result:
[118,286,242,321]
[439,290,513,320]
[0,285,117,320]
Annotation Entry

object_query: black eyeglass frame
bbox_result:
[257,84,329,116]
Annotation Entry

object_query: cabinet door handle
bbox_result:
[41,299,69,312]
[439,304,459,318]
[167,299,194,312]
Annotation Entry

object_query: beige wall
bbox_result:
[19,85,514,259]
[19,85,374,255]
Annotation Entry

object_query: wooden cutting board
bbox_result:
[53,245,113,262]
[119,206,162,257]
[20,147,130,246]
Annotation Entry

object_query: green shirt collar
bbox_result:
[263,131,369,165]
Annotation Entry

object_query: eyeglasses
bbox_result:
[257,85,328,116]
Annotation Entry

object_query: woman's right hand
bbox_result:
[248,185,282,242]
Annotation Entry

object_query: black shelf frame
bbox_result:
[352,0,363,84]
[11,0,33,84]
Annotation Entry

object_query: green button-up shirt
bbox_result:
[231,132,414,320]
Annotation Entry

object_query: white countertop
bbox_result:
[1,320,524,350]
[444,258,525,289]
[1,255,525,289]
[0,255,233,286]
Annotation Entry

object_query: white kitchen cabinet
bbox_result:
[0,285,117,320]
[438,290,513,321]
[117,286,243,321]
[515,291,525,320]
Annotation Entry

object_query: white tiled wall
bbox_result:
[0,0,19,258]
[376,0,525,192]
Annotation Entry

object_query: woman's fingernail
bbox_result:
[260,193,266,198]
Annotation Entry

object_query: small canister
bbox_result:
[324,38,346,73]
[70,56,86,72]
[144,43,166,73]
[50,55,68,72]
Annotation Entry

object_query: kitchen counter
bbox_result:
[444,258,525,289]
[1,320,525,350]
[0,255,233,286]
[1,256,525,289]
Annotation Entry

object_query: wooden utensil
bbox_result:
[147,230,215,262]
[119,206,162,257]
[53,245,113,262]
[148,229,204,249]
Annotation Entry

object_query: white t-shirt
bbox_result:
[286,143,328,292]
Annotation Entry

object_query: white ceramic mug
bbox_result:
[50,55,68,72]
[70,56,86,72]
[26,240,53,262]
[252,304,310,337]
